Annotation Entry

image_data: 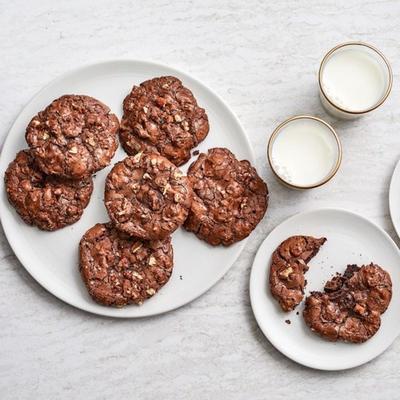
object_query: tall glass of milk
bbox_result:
[268,116,342,189]
[319,42,392,119]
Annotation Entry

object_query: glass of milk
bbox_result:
[268,116,342,189]
[319,42,392,119]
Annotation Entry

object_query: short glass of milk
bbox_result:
[319,42,392,119]
[268,116,342,189]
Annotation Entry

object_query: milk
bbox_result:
[270,118,340,188]
[319,43,392,118]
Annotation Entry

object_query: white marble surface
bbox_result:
[1,0,400,398]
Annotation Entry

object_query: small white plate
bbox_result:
[389,159,400,239]
[0,60,255,318]
[250,208,400,370]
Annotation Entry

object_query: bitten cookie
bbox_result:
[105,152,192,240]
[4,150,93,231]
[120,76,209,166]
[303,263,392,343]
[183,147,268,246]
[25,95,119,179]
[79,223,174,307]
[269,235,327,311]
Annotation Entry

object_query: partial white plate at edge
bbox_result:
[0,60,255,318]
[389,159,400,240]
[250,208,400,370]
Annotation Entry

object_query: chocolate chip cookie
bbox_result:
[79,223,173,307]
[120,76,209,166]
[183,148,268,246]
[269,236,327,311]
[25,95,119,179]
[105,152,192,240]
[5,150,93,230]
[303,264,392,343]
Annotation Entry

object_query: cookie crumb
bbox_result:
[179,275,183,280]
[192,150,200,156]
[285,319,291,325]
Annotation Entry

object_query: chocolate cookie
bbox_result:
[79,223,173,307]
[4,150,93,231]
[105,152,192,240]
[120,76,209,166]
[26,95,119,179]
[183,148,268,246]
[269,236,327,311]
[303,264,392,343]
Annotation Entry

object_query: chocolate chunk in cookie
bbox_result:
[105,152,192,240]
[79,223,173,307]
[26,95,119,179]
[183,148,268,246]
[269,236,327,311]
[120,76,209,166]
[303,263,392,343]
[4,150,93,231]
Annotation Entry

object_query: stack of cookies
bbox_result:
[4,94,119,231]
[4,76,269,308]
[80,151,194,307]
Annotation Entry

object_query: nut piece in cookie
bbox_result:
[25,95,119,179]
[183,147,268,246]
[79,223,173,307]
[303,263,392,343]
[269,235,327,311]
[105,152,192,240]
[120,76,209,166]
[4,150,93,231]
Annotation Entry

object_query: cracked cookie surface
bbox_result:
[79,223,173,307]
[105,152,192,240]
[183,148,268,246]
[5,150,93,230]
[303,263,392,343]
[120,76,209,166]
[269,235,327,311]
[25,95,119,179]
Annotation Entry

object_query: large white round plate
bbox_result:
[0,60,255,318]
[250,208,400,370]
[389,159,400,239]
